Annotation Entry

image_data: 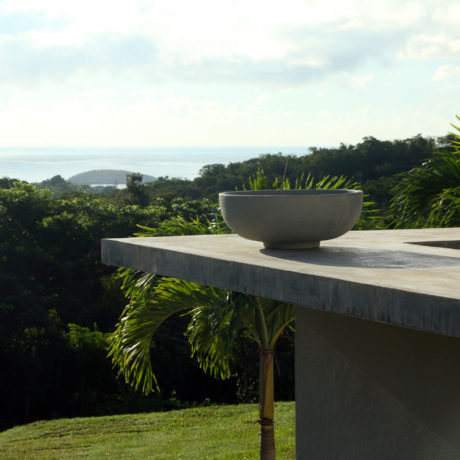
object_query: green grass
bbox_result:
[0,402,295,459]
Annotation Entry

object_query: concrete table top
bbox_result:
[102,228,460,338]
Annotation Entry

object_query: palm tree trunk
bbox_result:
[259,348,275,460]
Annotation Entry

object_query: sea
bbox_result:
[0,146,309,184]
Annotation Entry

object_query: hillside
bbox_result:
[68,169,156,185]
[144,134,442,207]
[0,402,295,459]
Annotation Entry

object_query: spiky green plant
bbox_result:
[390,117,460,228]
[108,273,294,460]
[243,169,381,230]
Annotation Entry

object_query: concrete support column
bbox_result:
[295,306,460,460]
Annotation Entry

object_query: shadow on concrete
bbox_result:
[260,246,460,269]
[408,240,460,250]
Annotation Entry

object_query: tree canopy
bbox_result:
[1,124,458,433]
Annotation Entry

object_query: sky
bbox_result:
[0,0,459,148]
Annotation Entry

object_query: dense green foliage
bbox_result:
[31,134,443,212]
[390,120,460,228]
[34,174,92,194]
[0,184,234,430]
[1,127,458,433]
[37,134,439,208]
[139,134,440,208]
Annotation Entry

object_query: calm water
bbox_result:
[0,146,309,183]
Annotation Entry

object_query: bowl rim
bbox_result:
[219,189,363,197]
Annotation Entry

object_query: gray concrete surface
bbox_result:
[102,228,460,337]
[296,307,460,460]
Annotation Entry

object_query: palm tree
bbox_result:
[390,117,460,228]
[108,171,371,459]
[108,274,294,460]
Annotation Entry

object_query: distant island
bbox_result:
[67,169,156,185]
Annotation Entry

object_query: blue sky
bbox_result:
[0,0,459,147]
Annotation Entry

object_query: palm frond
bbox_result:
[134,215,230,237]
[302,174,360,191]
[258,298,296,349]
[233,296,295,350]
[108,276,224,394]
[246,169,270,190]
[115,268,158,299]
[186,290,244,379]
[390,147,460,228]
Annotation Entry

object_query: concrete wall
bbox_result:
[296,307,460,460]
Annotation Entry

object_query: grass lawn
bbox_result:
[0,402,295,459]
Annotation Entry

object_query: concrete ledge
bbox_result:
[296,307,460,460]
[102,228,460,459]
[102,228,460,337]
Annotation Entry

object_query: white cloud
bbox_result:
[0,0,457,87]
[341,73,374,89]
[0,0,459,147]
[401,33,460,60]
[0,0,458,91]
[433,64,460,81]
[0,33,159,85]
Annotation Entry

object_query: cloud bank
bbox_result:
[0,0,458,147]
[0,0,458,87]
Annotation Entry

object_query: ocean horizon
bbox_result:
[0,146,310,183]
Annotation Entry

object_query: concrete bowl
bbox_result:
[219,189,363,249]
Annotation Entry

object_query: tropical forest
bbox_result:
[1,125,459,458]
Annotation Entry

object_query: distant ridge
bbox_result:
[67,169,156,185]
